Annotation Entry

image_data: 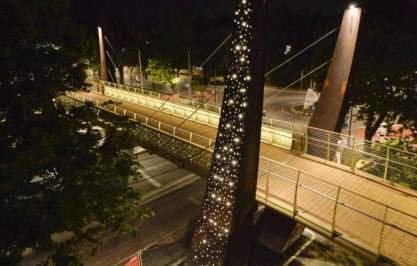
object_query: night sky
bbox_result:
[73,0,349,28]
[70,0,417,84]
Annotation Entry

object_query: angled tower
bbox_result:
[309,6,362,132]
[190,0,267,265]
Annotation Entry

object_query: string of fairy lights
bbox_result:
[191,0,255,264]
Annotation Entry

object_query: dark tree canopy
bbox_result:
[349,0,417,140]
[0,0,148,264]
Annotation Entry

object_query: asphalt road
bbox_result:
[83,151,374,266]
[23,148,375,266]
[83,151,205,266]
[22,151,205,266]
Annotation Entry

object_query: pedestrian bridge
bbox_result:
[65,82,417,266]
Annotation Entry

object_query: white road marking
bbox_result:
[141,160,172,172]
[138,170,162,188]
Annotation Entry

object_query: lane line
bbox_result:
[138,170,162,188]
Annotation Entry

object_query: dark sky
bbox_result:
[72,0,349,28]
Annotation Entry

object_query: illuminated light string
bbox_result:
[191,0,255,264]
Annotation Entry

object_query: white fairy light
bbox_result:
[192,0,255,263]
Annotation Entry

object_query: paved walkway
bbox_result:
[75,91,417,265]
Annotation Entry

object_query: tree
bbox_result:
[0,0,149,264]
[349,0,417,140]
[146,58,179,93]
[353,72,417,140]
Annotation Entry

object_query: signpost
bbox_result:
[303,88,320,109]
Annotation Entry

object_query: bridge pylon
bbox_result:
[309,6,362,133]
[189,0,267,265]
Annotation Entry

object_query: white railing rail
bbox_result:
[98,80,417,191]
[257,156,417,266]
[67,92,417,266]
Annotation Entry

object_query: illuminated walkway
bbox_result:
[68,90,417,266]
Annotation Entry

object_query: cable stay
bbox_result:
[147,34,232,119]
[265,27,339,77]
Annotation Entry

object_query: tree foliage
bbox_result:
[349,0,417,140]
[146,58,178,93]
[0,0,149,264]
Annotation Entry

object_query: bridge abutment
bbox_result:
[254,207,305,255]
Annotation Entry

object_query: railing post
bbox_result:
[209,138,212,147]
[158,122,161,131]
[123,109,126,116]
[304,129,308,154]
[173,127,176,136]
[331,186,341,236]
[133,113,137,121]
[383,147,390,180]
[96,100,99,107]
[145,117,148,126]
[293,171,301,217]
[327,132,331,161]
[351,138,356,171]
[114,106,117,113]
[265,160,272,205]
[189,132,193,143]
[377,206,389,255]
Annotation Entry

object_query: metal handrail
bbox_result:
[68,92,417,223]
[79,85,417,190]
[66,93,417,266]
[100,80,416,159]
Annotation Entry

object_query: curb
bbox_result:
[289,106,313,116]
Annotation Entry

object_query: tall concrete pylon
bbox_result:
[98,27,108,82]
[190,0,267,265]
[309,6,362,133]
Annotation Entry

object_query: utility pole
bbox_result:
[138,49,144,89]
[348,106,354,144]
[188,50,192,100]
[300,70,304,91]
[214,69,218,105]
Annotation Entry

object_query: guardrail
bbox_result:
[98,80,417,191]
[100,83,295,151]
[101,80,222,114]
[257,156,417,266]
[65,92,417,266]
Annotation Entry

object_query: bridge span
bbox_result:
[65,85,417,266]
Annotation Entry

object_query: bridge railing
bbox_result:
[101,80,222,114]
[66,93,417,266]
[257,156,417,266]
[303,126,417,191]
[96,80,417,191]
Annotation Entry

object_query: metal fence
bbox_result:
[97,80,417,191]
[257,157,417,266]
[65,93,417,266]
[303,126,417,190]
[101,80,222,114]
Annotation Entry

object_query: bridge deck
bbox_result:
[76,91,417,265]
